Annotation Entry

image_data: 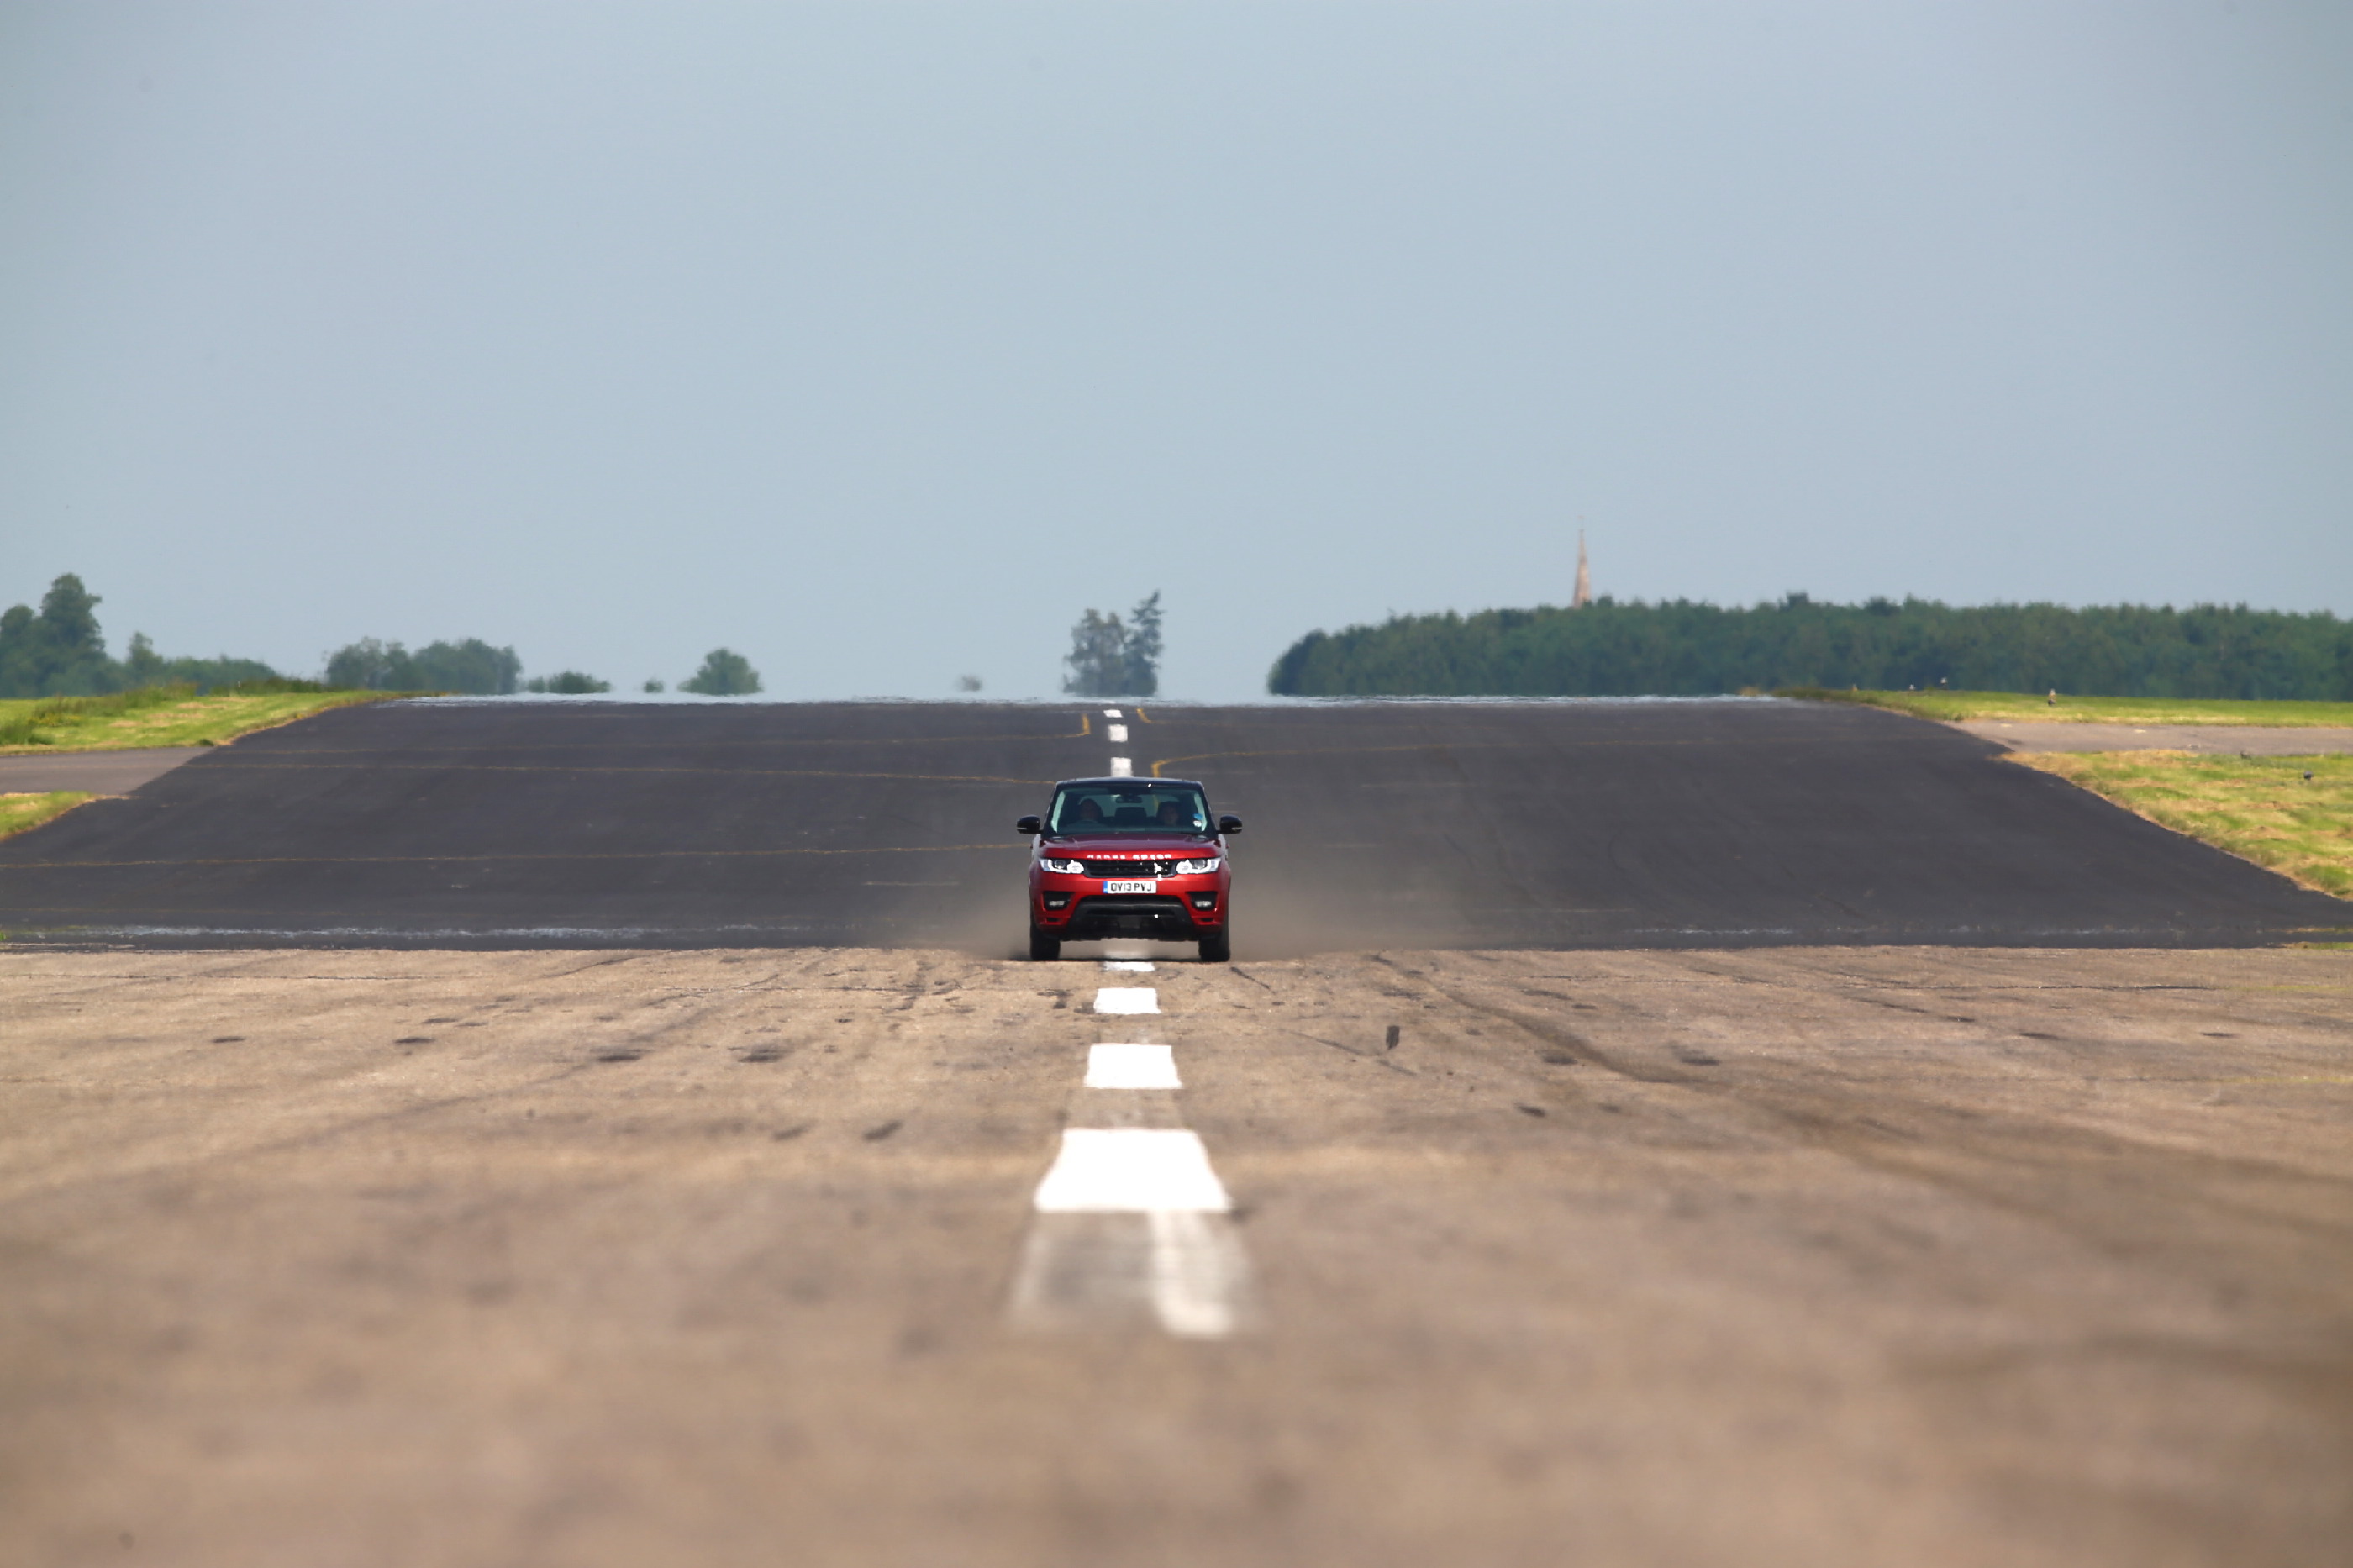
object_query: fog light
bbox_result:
[1043,893,1071,909]
[1189,892,1216,910]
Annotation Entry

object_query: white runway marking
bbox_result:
[1103,708,1122,718]
[1085,1043,1181,1089]
[1106,724,1129,743]
[1101,959,1155,973]
[1092,987,1159,1014]
[1142,1210,1251,1338]
[1031,1129,1231,1213]
[1008,1032,1257,1338]
[1108,756,1134,776]
[1008,1212,1255,1338]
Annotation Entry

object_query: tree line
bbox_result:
[0,574,764,698]
[1,576,286,697]
[1267,595,2353,699]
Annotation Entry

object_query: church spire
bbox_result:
[1571,528,1592,608]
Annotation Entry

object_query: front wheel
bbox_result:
[1198,929,1230,963]
[1029,926,1061,962]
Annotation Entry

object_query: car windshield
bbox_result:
[1047,782,1212,836]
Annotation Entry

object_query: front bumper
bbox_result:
[1031,867,1227,938]
[1043,894,1218,940]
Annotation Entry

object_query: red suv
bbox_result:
[1018,776,1240,962]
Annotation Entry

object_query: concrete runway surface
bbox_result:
[0,745,211,795]
[2,944,2348,1567]
[0,697,2342,949]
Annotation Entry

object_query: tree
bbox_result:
[323,636,519,692]
[1062,592,1164,697]
[683,647,761,695]
[124,633,166,685]
[38,574,104,662]
[324,639,416,691]
[1121,592,1163,697]
[0,574,114,697]
[525,671,611,693]
[411,639,522,694]
[1061,609,1128,697]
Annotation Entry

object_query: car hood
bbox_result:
[1040,834,1219,858]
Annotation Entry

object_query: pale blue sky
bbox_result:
[4,3,2348,698]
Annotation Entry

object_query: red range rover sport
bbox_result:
[1018,776,1240,962]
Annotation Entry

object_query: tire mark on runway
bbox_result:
[188,761,1051,784]
[1284,1028,1418,1076]
[251,718,1097,755]
[3,842,1024,871]
[1365,955,1677,1082]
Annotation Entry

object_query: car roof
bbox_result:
[1054,776,1205,791]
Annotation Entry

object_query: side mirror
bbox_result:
[1217,815,1243,834]
[1016,816,1042,835]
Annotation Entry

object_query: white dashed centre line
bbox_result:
[1103,708,1122,718]
[1106,724,1129,743]
[1032,1129,1230,1212]
[1108,756,1134,776]
[1008,992,1259,1339]
[1085,1043,1181,1089]
[1092,987,1158,1014]
[1102,960,1155,973]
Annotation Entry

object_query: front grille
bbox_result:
[1082,858,1176,878]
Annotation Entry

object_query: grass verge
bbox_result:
[2011,750,2353,899]
[0,791,97,842]
[0,684,399,754]
[1778,687,2353,727]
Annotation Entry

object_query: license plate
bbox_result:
[1102,879,1157,895]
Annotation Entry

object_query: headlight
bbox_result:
[1173,857,1219,875]
[1040,856,1083,874]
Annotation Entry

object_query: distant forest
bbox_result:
[1267,597,2353,700]
[0,575,280,698]
[324,637,521,694]
[3,572,749,700]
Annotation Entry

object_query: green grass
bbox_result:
[1780,687,2353,727]
[2013,750,2353,899]
[0,684,399,754]
[0,791,97,841]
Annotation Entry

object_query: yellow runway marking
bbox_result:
[1150,741,1512,777]
[1146,735,1813,776]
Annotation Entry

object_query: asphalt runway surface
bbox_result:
[0,697,2342,950]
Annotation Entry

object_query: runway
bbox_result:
[4,697,2350,1566]
[0,697,2341,950]
[3,943,2348,1567]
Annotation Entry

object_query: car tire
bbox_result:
[1029,926,1061,962]
[1197,929,1230,964]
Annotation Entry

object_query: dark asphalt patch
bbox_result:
[0,697,2342,951]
